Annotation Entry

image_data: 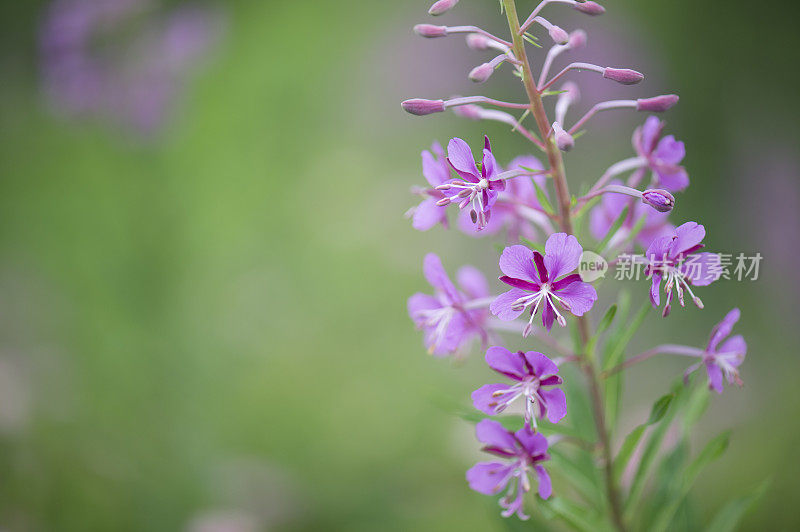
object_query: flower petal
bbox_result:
[636,116,663,155]
[705,360,724,393]
[514,427,548,457]
[655,165,689,191]
[680,252,721,286]
[412,198,446,231]
[718,335,747,365]
[482,148,499,179]
[457,266,489,299]
[707,308,740,352]
[540,387,567,424]
[466,462,513,495]
[421,149,448,186]
[522,351,559,378]
[556,280,597,316]
[541,299,555,331]
[499,276,540,292]
[535,465,552,499]
[407,293,440,326]
[490,288,528,321]
[499,245,540,283]
[649,272,662,307]
[544,233,583,280]
[486,346,527,380]
[423,253,460,302]
[472,383,511,415]
[669,222,705,258]
[655,135,685,165]
[446,137,479,181]
[475,418,516,450]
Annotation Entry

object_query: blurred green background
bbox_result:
[0,0,798,530]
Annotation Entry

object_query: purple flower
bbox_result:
[440,136,506,230]
[699,308,747,392]
[633,116,689,191]
[408,254,490,356]
[457,155,551,242]
[645,222,722,316]
[490,233,598,335]
[589,179,675,249]
[472,347,566,428]
[409,141,451,231]
[39,0,222,136]
[466,419,552,520]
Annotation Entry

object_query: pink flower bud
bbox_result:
[636,94,680,112]
[556,130,575,151]
[549,25,570,45]
[603,67,644,85]
[568,29,587,49]
[401,98,445,116]
[428,0,459,16]
[465,33,491,50]
[469,62,495,83]
[573,1,605,15]
[414,24,448,38]
[641,189,675,212]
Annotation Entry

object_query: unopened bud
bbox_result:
[465,33,491,50]
[549,25,570,45]
[414,24,448,38]
[428,0,459,16]
[552,122,574,151]
[568,29,587,49]
[401,98,445,116]
[469,62,495,83]
[641,188,675,212]
[573,1,605,15]
[636,94,679,112]
[603,67,644,85]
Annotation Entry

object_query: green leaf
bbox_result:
[541,497,602,532]
[584,304,617,362]
[706,479,770,532]
[602,302,650,371]
[549,446,603,509]
[649,431,732,532]
[541,89,568,97]
[532,180,555,215]
[522,32,543,48]
[573,196,600,233]
[613,393,674,480]
[596,205,628,254]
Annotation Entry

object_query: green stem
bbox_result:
[501,2,627,531]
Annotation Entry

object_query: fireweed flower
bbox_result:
[408,141,451,231]
[491,233,598,335]
[632,116,689,191]
[458,155,552,242]
[437,136,506,230]
[645,222,722,316]
[466,419,552,520]
[589,179,674,249]
[407,253,490,356]
[472,347,566,428]
[691,308,747,393]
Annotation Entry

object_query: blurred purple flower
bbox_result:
[472,347,566,428]
[466,419,551,520]
[491,234,598,335]
[408,141,451,231]
[407,253,490,356]
[39,0,223,136]
[645,222,721,316]
[689,308,747,393]
[633,116,689,191]
[589,179,674,249]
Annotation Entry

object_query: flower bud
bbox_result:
[465,33,491,50]
[556,130,575,151]
[428,0,459,16]
[414,24,448,38]
[603,67,644,85]
[568,29,587,49]
[549,25,570,45]
[636,94,679,112]
[469,62,495,83]
[401,98,445,116]
[573,1,605,15]
[641,188,675,212]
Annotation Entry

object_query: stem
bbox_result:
[502,2,627,530]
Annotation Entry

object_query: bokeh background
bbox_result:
[0,0,799,530]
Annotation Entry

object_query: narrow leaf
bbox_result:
[613,393,674,480]
[596,205,629,254]
[706,479,770,532]
[532,180,555,215]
